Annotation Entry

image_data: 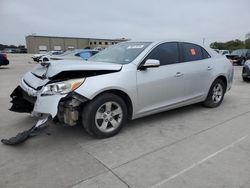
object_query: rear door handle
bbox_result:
[175,72,184,77]
[207,66,213,71]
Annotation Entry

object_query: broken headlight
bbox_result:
[41,78,85,96]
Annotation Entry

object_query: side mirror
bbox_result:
[140,59,160,69]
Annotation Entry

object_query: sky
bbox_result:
[0,0,250,46]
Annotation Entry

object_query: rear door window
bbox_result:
[181,43,210,62]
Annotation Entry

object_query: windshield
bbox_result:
[88,42,151,64]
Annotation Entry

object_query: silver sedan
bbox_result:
[10,40,234,139]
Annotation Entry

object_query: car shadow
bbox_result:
[2,103,207,147]
[0,67,10,70]
[44,103,204,142]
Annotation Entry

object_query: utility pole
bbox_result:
[202,38,205,45]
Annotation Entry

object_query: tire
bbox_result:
[43,58,49,62]
[203,79,226,108]
[82,93,127,138]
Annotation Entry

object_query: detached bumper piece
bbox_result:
[1,115,51,145]
[9,86,36,113]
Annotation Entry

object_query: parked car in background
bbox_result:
[9,40,233,139]
[32,51,63,62]
[242,60,250,82]
[49,49,99,61]
[0,53,9,66]
[218,50,230,56]
[226,49,250,65]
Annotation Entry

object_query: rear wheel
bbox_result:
[82,93,127,138]
[203,79,226,108]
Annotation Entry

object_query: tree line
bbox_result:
[210,33,250,51]
[0,44,26,51]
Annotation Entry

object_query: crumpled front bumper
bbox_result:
[10,81,88,123]
[9,86,35,113]
[10,84,66,118]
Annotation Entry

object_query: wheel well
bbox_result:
[216,75,227,90]
[94,90,133,120]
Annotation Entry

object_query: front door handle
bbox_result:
[175,72,184,77]
[207,66,213,71]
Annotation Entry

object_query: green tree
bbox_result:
[245,32,250,49]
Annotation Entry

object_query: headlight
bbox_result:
[41,78,85,96]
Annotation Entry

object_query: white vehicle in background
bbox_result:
[218,50,230,56]
[32,51,63,62]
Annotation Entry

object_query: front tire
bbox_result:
[203,79,226,108]
[82,93,127,138]
[43,58,49,62]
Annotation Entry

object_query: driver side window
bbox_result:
[143,42,179,66]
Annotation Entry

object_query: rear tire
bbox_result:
[82,93,127,138]
[203,79,226,108]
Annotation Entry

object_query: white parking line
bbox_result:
[150,135,248,188]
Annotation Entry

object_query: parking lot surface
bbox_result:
[0,54,250,188]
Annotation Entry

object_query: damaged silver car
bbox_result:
[2,40,234,144]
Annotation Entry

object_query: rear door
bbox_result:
[179,42,213,100]
[136,42,185,115]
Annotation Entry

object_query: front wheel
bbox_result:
[82,93,127,138]
[203,79,226,108]
[43,58,49,62]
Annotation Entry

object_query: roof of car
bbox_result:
[121,40,218,57]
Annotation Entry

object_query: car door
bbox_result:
[136,42,185,115]
[179,42,213,101]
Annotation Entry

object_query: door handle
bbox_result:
[207,66,213,71]
[175,72,184,77]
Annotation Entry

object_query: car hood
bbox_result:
[31,60,122,78]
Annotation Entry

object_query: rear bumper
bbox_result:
[0,59,9,66]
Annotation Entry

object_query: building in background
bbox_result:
[26,35,129,53]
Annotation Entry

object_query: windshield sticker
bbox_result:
[190,48,196,56]
[127,45,144,49]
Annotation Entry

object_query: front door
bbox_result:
[136,42,185,115]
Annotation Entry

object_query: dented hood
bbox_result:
[31,60,122,78]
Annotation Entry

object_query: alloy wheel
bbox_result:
[95,101,123,133]
[212,83,223,103]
